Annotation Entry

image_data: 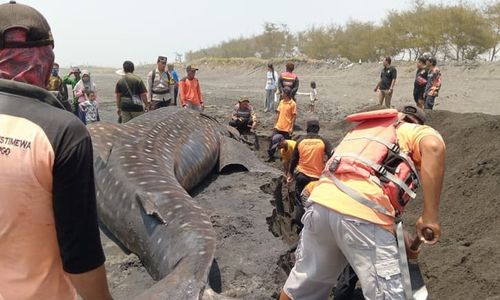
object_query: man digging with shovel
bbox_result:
[279,105,445,300]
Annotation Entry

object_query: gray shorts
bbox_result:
[283,203,405,300]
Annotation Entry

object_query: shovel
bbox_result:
[407,228,434,300]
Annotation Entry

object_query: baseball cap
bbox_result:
[270,134,285,150]
[239,96,250,103]
[400,105,426,125]
[0,1,54,49]
[186,65,198,71]
[157,56,167,63]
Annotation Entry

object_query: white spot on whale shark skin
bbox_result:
[174,205,183,210]
[122,193,127,200]
[198,251,206,255]
[157,237,162,244]
[128,171,135,175]
[139,182,147,185]
[131,203,136,210]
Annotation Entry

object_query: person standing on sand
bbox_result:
[414,57,428,109]
[265,63,279,112]
[424,57,442,110]
[0,2,112,299]
[267,87,296,162]
[168,63,179,106]
[374,56,397,108]
[278,61,299,101]
[179,65,204,111]
[115,60,149,123]
[73,70,97,124]
[147,56,173,110]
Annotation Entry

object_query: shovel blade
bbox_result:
[409,260,428,300]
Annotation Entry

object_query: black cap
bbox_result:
[306,119,320,133]
[400,105,426,125]
[0,1,53,49]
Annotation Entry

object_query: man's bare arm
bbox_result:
[69,265,112,300]
[416,135,445,244]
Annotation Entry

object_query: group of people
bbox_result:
[375,55,442,110]
[0,2,448,300]
[47,55,204,125]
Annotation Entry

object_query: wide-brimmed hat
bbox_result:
[186,65,198,72]
[239,96,250,103]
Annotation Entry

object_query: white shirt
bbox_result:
[265,71,279,90]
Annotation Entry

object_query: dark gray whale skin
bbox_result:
[88,107,274,299]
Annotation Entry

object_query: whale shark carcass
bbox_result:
[88,107,276,299]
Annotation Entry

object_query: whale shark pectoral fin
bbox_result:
[87,122,121,164]
[136,192,167,225]
[218,136,280,175]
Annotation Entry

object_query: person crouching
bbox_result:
[229,96,257,134]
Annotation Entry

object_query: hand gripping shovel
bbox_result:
[406,228,434,300]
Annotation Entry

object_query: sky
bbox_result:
[16,0,488,67]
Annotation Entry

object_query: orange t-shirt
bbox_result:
[0,115,76,300]
[178,77,203,106]
[275,99,297,133]
[296,136,329,178]
[310,123,444,229]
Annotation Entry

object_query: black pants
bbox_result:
[174,86,178,106]
[294,172,318,224]
[229,118,253,135]
[333,265,359,299]
[267,129,291,159]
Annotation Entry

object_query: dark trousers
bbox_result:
[174,86,178,106]
[151,99,171,110]
[425,95,436,109]
[229,119,253,135]
[267,129,291,159]
[294,172,318,226]
[333,265,359,299]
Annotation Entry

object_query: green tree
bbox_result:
[486,1,500,61]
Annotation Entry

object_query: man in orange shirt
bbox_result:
[178,65,204,111]
[267,87,297,162]
[287,119,332,223]
[279,106,445,300]
[0,2,112,300]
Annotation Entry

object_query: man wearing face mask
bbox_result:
[47,62,69,110]
[0,2,112,299]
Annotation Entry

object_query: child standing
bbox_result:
[79,91,100,124]
[308,81,318,113]
[297,81,318,112]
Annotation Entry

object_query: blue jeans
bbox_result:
[425,95,436,109]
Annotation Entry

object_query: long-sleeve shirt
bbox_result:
[178,77,203,106]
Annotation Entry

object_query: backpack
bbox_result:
[323,109,420,216]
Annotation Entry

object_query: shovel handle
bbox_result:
[410,228,434,251]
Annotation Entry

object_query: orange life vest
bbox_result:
[323,109,420,216]
[280,71,297,89]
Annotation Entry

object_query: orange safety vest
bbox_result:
[280,71,297,89]
[322,109,420,216]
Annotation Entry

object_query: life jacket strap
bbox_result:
[334,152,417,199]
[324,173,393,217]
[396,220,414,300]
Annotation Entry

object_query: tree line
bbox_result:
[185,1,500,62]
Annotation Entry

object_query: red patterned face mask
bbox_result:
[0,29,54,88]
